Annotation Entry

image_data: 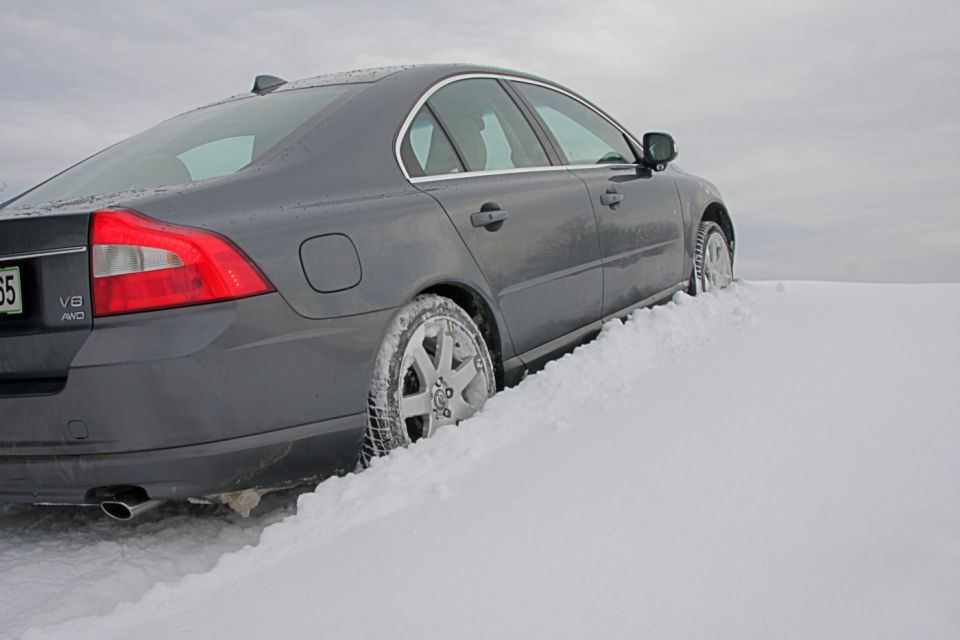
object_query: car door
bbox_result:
[400,77,602,356]
[510,81,685,317]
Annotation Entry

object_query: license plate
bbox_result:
[0,266,24,315]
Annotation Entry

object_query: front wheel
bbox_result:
[362,295,496,464]
[690,220,734,294]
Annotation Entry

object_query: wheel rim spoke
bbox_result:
[400,391,433,419]
[435,325,455,378]
[421,413,437,438]
[448,395,476,421]
[449,357,479,392]
[411,343,437,384]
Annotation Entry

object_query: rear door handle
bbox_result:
[600,189,624,209]
[471,207,509,228]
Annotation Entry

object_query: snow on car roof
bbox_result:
[279,65,415,90]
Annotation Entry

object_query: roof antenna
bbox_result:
[252,75,286,95]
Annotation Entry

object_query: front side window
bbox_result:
[12,85,353,207]
[427,78,549,172]
[512,82,635,166]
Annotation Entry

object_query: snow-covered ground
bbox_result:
[3,282,958,640]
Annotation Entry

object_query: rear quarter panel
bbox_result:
[130,182,517,360]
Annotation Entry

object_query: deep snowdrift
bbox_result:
[5,282,959,640]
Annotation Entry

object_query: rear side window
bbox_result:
[401,108,464,178]
[13,86,353,207]
[512,82,636,165]
[427,78,549,172]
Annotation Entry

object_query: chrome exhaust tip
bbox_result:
[100,498,164,521]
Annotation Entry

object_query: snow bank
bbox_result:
[11,282,960,640]
[0,494,297,638]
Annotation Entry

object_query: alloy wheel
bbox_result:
[397,316,489,442]
[702,232,733,291]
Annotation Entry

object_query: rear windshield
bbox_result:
[12,85,354,207]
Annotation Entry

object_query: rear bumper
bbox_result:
[0,293,396,503]
[0,413,365,504]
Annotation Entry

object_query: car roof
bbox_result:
[275,63,546,91]
[196,64,548,113]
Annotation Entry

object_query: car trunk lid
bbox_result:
[0,210,92,392]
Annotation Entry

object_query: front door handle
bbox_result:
[600,189,624,209]
[471,207,509,228]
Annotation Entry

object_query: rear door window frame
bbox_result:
[395,73,644,183]
[415,77,554,174]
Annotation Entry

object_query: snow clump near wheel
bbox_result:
[692,220,734,293]
[363,295,496,464]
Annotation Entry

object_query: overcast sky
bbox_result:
[1,0,957,282]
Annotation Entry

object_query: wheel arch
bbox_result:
[699,202,736,258]
[418,280,507,390]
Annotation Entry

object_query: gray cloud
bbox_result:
[1,0,957,281]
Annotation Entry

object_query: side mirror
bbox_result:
[642,132,678,170]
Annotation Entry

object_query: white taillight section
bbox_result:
[92,244,185,278]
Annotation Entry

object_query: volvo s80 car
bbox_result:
[0,64,734,518]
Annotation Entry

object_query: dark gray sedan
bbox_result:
[0,64,734,518]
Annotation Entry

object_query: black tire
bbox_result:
[689,220,734,294]
[362,294,496,465]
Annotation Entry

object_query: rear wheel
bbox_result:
[362,295,496,464]
[690,220,733,294]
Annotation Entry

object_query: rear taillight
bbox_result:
[90,209,273,317]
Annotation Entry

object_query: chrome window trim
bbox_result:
[0,246,87,263]
[394,72,643,184]
[408,163,641,184]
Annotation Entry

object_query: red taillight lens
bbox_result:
[90,209,274,317]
